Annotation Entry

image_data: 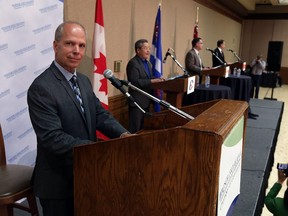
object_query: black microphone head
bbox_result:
[206,48,214,52]
[103,69,113,79]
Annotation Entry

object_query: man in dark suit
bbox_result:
[126,39,164,133]
[27,21,130,216]
[212,39,226,67]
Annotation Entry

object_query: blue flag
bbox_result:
[150,4,162,112]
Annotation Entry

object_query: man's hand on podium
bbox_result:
[151,77,166,83]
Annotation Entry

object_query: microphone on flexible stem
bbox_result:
[227,49,234,52]
[163,48,171,63]
[121,79,194,121]
[103,69,135,102]
[206,48,215,53]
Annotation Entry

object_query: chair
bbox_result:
[0,124,39,216]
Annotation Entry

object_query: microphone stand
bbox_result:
[233,52,242,62]
[119,87,146,115]
[211,52,225,66]
[121,80,194,121]
[169,53,189,76]
[228,50,242,62]
[131,100,146,115]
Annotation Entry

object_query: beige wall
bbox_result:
[65,0,242,96]
[241,19,288,68]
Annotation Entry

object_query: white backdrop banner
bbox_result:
[0,0,63,165]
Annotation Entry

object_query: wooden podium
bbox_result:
[228,61,247,71]
[150,76,196,108]
[74,99,248,216]
[201,66,230,85]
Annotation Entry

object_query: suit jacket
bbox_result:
[185,48,203,76]
[265,182,288,216]
[126,55,153,109]
[212,48,226,67]
[27,62,127,199]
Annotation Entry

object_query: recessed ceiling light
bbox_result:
[278,0,288,4]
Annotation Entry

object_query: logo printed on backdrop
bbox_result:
[14,44,36,56]
[16,90,28,99]
[0,90,11,99]
[1,22,25,32]
[39,4,59,13]
[0,0,63,165]
[40,47,54,55]
[4,66,27,79]
[6,107,28,123]
[0,44,8,51]
[32,24,52,34]
[12,0,34,9]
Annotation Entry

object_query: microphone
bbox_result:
[163,48,171,63]
[103,69,134,101]
[206,48,215,53]
[227,49,234,52]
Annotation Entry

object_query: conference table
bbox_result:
[220,74,252,102]
[182,84,232,106]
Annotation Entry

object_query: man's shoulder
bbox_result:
[128,55,139,63]
[127,55,141,67]
[30,63,65,88]
[31,64,54,82]
[186,49,194,55]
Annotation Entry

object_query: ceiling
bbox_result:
[195,0,288,22]
[237,0,288,18]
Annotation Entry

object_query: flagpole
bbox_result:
[196,7,199,24]
[193,7,199,39]
[150,2,163,112]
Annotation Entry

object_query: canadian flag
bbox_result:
[92,0,109,140]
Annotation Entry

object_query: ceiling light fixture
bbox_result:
[278,0,288,4]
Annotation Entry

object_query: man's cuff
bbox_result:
[120,132,131,138]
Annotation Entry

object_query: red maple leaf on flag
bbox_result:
[94,52,106,75]
[94,52,107,95]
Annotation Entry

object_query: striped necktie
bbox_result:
[70,75,85,113]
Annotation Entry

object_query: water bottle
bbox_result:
[233,67,237,76]
[237,69,241,77]
[196,75,200,87]
[205,74,210,88]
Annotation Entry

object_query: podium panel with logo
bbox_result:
[74,99,248,216]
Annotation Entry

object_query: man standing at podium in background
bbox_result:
[27,21,130,216]
[126,39,164,133]
[183,37,209,106]
[249,54,266,99]
[212,39,227,67]
[185,37,210,82]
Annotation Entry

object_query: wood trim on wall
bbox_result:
[108,94,129,130]
[279,67,288,84]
